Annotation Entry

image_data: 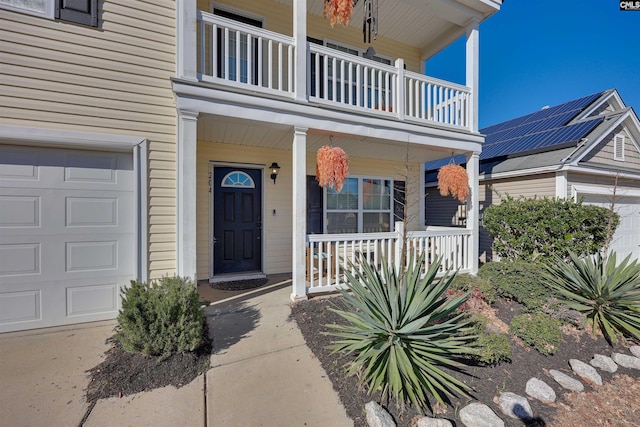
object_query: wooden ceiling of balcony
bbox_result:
[272,0,501,58]
[196,115,469,163]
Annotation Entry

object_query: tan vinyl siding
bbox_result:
[580,126,640,169]
[196,141,421,280]
[0,1,177,280]
[211,0,422,72]
[478,173,556,262]
[424,190,466,227]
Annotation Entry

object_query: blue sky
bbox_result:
[426,0,640,129]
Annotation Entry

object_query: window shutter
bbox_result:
[307,176,323,234]
[55,0,98,27]
[393,181,405,222]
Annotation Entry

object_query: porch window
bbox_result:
[325,177,393,233]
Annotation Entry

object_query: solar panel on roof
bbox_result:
[476,91,604,160]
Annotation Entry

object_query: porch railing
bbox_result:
[195,13,472,131]
[306,223,472,294]
[198,11,296,98]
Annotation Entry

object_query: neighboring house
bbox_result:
[425,89,640,263]
[0,0,502,333]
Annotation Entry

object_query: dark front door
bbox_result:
[213,167,262,274]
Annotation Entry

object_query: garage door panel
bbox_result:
[0,289,42,325]
[582,194,640,262]
[0,195,40,227]
[0,243,41,277]
[0,144,136,333]
[0,147,133,191]
[0,191,134,236]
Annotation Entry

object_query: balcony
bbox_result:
[196,11,472,132]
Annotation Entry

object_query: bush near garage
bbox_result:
[478,261,554,311]
[116,276,205,359]
[482,195,618,262]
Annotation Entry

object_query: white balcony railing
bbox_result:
[198,11,296,98]
[306,223,472,294]
[196,12,472,131]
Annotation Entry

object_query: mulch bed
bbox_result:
[290,295,639,427]
[85,330,212,404]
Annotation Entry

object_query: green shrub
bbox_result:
[450,273,497,304]
[478,261,554,310]
[116,276,205,359]
[483,195,618,262]
[467,316,512,365]
[510,313,562,355]
[473,333,513,365]
[544,251,640,344]
[326,254,475,413]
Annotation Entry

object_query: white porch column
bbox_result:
[466,152,480,274]
[177,0,198,81]
[293,0,308,102]
[465,18,480,133]
[291,127,308,301]
[177,110,199,280]
[419,162,426,227]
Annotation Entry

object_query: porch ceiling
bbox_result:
[272,0,501,58]
[197,115,466,163]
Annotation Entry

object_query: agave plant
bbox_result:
[325,253,475,413]
[544,251,640,344]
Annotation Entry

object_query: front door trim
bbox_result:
[209,161,265,279]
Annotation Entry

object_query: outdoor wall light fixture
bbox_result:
[269,162,281,184]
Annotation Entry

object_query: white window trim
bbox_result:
[210,2,266,27]
[323,38,394,64]
[614,133,625,161]
[0,0,54,19]
[324,175,395,234]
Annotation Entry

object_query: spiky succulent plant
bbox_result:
[326,254,475,413]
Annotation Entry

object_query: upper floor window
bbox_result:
[0,0,98,27]
[614,133,625,161]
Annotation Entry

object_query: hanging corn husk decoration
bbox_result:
[316,145,349,192]
[324,0,354,27]
[437,164,469,203]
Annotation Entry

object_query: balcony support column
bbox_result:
[293,0,308,102]
[395,58,405,120]
[465,18,480,132]
[176,110,199,280]
[466,152,480,274]
[177,0,198,81]
[291,127,308,301]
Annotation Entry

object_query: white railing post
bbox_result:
[395,58,405,120]
[291,127,308,301]
[466,152,480,274]
[394,221,404,271]
[177,0,198,81]
[293,0,307,102]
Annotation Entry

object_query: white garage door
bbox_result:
[582,194,640,263]
[0,145,136,333]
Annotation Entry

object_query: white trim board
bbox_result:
[571,184,640,201]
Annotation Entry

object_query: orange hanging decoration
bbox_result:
[437,164,469,203]
[316,144,349,192]
[324,0,354,27]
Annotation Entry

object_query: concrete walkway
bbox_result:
[0,285,352,427]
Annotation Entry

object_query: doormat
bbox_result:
[210,278,269,291]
